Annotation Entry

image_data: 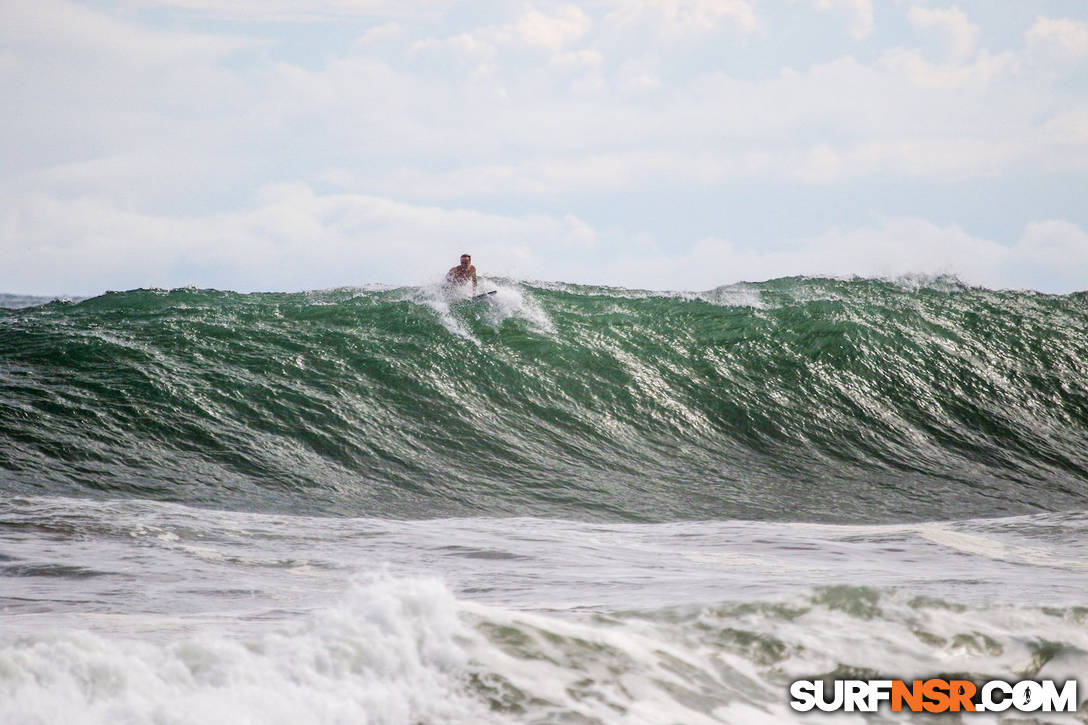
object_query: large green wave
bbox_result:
[2,277,1086,522]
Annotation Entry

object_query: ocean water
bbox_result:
[1,277,1086,723]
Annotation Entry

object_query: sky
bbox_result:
[2,0,1087,295]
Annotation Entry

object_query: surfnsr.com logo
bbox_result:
[789,678,1080,714]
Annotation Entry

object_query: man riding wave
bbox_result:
[446,254,477,294]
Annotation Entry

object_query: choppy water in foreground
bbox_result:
[2,277,1087,722]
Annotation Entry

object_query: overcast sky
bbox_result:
[2,0,1087,295]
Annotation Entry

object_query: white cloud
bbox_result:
[128,0,452,23]
[1044,109,1088,144]
[1007,221,1088,292]
[812,0,874,39]
[0,0,255,63]
[357,22,402,46]
[2,2,1086,297]
[874,47,1015,89]
[601,218,994,289]
[409,32,497,62]
[516,5,592,50]
[0,0,260,193]
[1025,17,1088,64]
[616,57,662,94]
[1,0,1076,187]
[330,133,1028,199]
[281,30,1063,196]
[908,5,980,62]
[604,0,759,40]
[3,0,1070,215]
[340,151,721,197]
[5,180,1084,294]
[14,152,230,210]
[0,187,598,294]
[776,137,1022,182]
[550,49,603,71]
[402,4,591,74]
[600,219,1088,292]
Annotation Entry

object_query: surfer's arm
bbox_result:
[471,267,477,293]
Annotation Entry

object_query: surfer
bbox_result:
[446,254,477,294]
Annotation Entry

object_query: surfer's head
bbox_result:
[460,254,471,267]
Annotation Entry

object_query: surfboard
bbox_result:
[472,291,497,301]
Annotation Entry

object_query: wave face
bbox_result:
[2,278,1087,522]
